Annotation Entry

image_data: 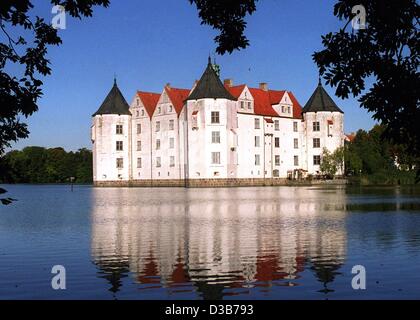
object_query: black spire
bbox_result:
[186,58,236,101]
[302,81,344,114]
[93,79,131,116]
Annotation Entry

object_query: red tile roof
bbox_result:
[225,84,246,98]
[249,88,279,117]
[137,91,160,119]
[165,87,190,116]
[227,85,303,119]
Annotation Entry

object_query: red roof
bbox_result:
[249,88,279,117]
[137,91,160,119]
[345,133,356,142]
[225,84,246,98]
[165,87,190,116]
[227,85,302,119]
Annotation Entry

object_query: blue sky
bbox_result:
[11,0,376,151]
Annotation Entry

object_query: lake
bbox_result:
[1,184,420,300]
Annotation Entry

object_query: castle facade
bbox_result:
[91,59,344,187]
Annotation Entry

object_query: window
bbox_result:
[168,105,173,112]
[170,156,175,167]
[116,124,123,135]
[294,138,298,149]
[294,155,299,166]
[211,111,220,124]
[254,118,260,129]
[155,121,160,132]
[136,111,139,117]
[116,141,123,151]
[137,124,141,134]
[287,106,291,113]
[169,119,174,130]
[157,106,161,114]
[255,154,261,166]
[273,169,279,177]
[313,121,320,132]
[211,152,221,164]
[116,158,123,169]
[313,155,321,165]
[141,109,145,116]
[136,99,140,107]
[156,139,160,150]
[212,131,220,144]
[240,101,244,109]
[169,137,175,149]
[275,155,280,166]
[275,137,280,148]
[313,138,321,148]
[293,122,298,132]
[137,140,141,151]
[248,102,252,109]
[137,158,142,168]
[255,136,260,147]
[156,157,161,167]
[274,120,280,131]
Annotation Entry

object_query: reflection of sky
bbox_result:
[1,185,420,299]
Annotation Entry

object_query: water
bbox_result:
[1,184,420,300]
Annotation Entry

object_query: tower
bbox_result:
[91,79,132,184]
[302,80,344,175]
[183,57,237,182]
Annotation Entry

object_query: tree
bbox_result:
[312,0,419,179]
[0,1,109,155]
[0,1,109,204]
[320,147,345,178]
[189,0,258,54]
[1,146,93,184]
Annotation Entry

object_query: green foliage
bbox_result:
[0,147,92,184]
[313,0,420,173]
[344,125,418,185]
[320,147,344,178]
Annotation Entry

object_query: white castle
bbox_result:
[91,58,344,187]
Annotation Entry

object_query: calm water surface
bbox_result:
[1,185,420,300]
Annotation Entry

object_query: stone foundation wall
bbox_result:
[93,178,348,188]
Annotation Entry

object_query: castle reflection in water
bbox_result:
[91,187,347,299]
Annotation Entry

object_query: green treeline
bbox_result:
[0,147,92,184]
[344,125,417,185]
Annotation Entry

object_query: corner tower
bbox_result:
[91,79,132,184]
[302,80,344,175]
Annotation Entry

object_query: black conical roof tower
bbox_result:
[186,57,236,101]
[93,79,131,116]
[302,79,343,113]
